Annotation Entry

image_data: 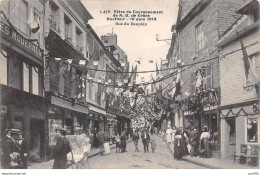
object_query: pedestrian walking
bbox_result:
[18,133,28,169]
[132,130,140,152]
[189,126,199,157]
[182,128,190,156]
[115,134,121,153]
[173,128,183,160]
[120,131,127,152]
[97,128,107,156]
[141,128,150,153]
[199,126,211,158]
[1,129,23,169]
[52,127,71,169]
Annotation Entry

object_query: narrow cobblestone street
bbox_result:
[88,135,205,169]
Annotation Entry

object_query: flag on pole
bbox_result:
[237,31,259,84]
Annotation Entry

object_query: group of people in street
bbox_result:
[1,129,28,169]
[132,127,156,153]
[165,125,212,160]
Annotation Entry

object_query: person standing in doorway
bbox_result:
[141,128,150,153]
[52,127,71,169]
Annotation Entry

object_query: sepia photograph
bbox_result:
[0,0,259,174]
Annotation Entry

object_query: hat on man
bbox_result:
[5,129,22,134]
[55,127,67,135]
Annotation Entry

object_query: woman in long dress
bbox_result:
[173,129,183,160]
[199,126,211,158]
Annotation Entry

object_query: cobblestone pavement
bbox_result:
[88,134,206,169]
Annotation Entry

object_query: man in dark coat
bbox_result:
[52,128,71,169]
[1,129,22,169]
[141,128,150,153]
[120,131,127,152]
[19,133,28,169]
[189,126,199,157]
[132,130,140,152]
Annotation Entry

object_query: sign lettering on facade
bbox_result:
[0,21,43,57]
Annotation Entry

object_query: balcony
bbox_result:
[45,29,86,61]
[49,16,61,34]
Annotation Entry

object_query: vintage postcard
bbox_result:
[0,0,259,174]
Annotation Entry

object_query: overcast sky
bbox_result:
[82,0,179,82]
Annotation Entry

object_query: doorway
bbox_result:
[29,119,45,162]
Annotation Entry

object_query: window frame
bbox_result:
[245,116,259,144]
[0,49,8,85]
[32,66,39,95]
[195,21,205,51]
[23,62,30,92]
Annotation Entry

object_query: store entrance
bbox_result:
[29,119,45,162]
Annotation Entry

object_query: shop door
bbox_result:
[30,119,44,162]
[226,118,236,158]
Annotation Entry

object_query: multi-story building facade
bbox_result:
[217,0,260,159]
[101,33,131,137]
[44,0,92,152]
[0,0,49,162]
[85,25,124,147]
[164,0,245,158]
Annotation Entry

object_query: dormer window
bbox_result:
[236,0,259,26]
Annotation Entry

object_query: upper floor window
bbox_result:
[49,0,59,32]
[13,0,28,35]
[195,22,204,51]
[0,50,8,85]
[64,14,72,43]
[76,27,83,52]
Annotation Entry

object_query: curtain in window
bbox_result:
[23,63,30,92]
[32,67,39,95]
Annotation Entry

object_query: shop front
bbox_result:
[220,100,259,162]
[0,84,49,162]
[46,93,89,158]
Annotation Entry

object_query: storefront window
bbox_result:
[32,67,39,95]
[23,63,30,92]
[247,117,258,143]
[74,116,83,135]
[48,119,62,146]
[0,51,7,85]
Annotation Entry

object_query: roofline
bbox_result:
[86,24,121,68]
[176,0,212,31]
[217,20,260,48]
